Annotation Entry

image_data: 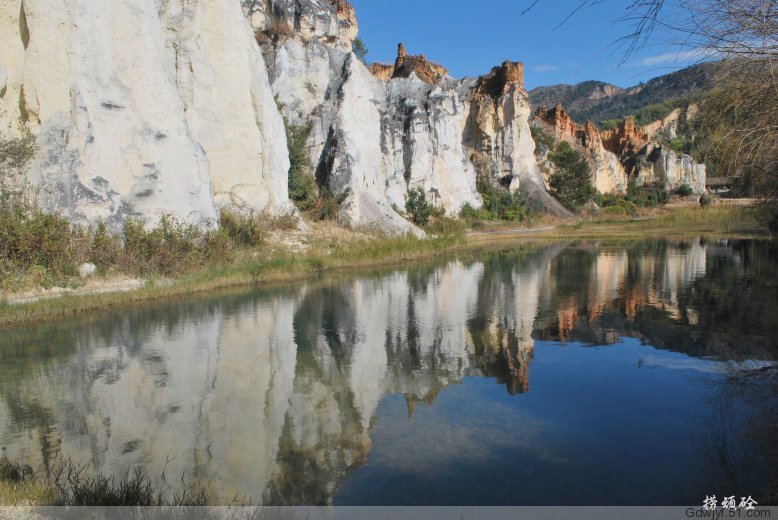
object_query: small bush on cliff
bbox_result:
[313,187,349,221]
[548,142,596,211]
[485,184,528,221]
[460,203,495,222]
[405,187,434,226]
[596,193,638,216]
[285,122,318,211]
[0,132,81,288]
[0,131,36,175]
[666,137,692,154]
[122,216,204,276]
[530,125,555,151]
[352,38,369,65]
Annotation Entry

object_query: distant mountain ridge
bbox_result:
[529,62,726,125]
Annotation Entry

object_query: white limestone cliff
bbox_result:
[256,3,572,232]
[634,144,708,194]
[0,0,292,229]
[1,0,635,234]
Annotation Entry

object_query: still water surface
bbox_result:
[1,239,777,505]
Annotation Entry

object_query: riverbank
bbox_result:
[0,205,768,329]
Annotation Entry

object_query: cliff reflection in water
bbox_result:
[0,239,776,505]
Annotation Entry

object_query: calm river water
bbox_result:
[1,239,777,505]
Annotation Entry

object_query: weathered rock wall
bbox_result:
[601,112,707,193]
[0,0,292,229]
[261,28,487,233]
[2,0,590,233]
[464,68,569,217]
[260,3,571,232]
[536,103,706,195]
[534,104,628,194]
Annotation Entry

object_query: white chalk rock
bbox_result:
[0,0,293,230]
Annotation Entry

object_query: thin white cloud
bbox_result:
[630,49,712,67]
[532,64,559,72]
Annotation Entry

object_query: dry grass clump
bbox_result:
[0,454,209,506]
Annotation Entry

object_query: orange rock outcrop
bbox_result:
[393,43,449,84]
[369,63,394,81]
[368,43,449,85]
[601,116,652,156]
[330,0,357,33]
[475,61,525,98]
[534,103,602,150]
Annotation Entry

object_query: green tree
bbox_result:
[405,187,433,226]
[530,125,555,150]
[352,38,369,65]
[548,142,596,211]
[285,122,317,211]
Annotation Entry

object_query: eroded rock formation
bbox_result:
[258,25,476,233]
[249,3,571,231]
[535,103,706,194]
[466,64,570,217]
[601,112,707,193]
[534,104,628,194]
[369,43,450,86]
[1,0,658,234]
[244,0,358,51]
[391,43,450,85]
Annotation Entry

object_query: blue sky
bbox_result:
[350,0,698,89]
